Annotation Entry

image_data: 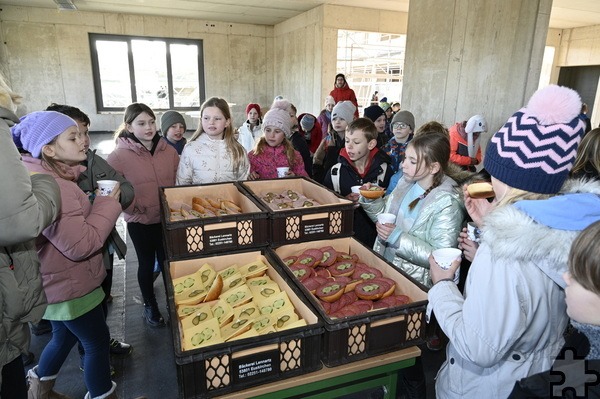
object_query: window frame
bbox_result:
[89,33,206,112]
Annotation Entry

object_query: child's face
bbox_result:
[393,122,412,142]
[166,123,185,143]
[127,112,157,146]
[563,272,600,325]
[263,126,285,147]
[75,119,90,153]
[202,106,230,140]
[402,146,436,184]
[247,109,259,124]
[44,125,86,166]
[325,102,334,112]
[332,117,348,134]
[345,129,375,163]
[385,108,393,119]
[373,114,386,133]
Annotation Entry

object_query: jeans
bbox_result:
[1,355,26,399]
[37,304,112,397]
[127,222,166,304]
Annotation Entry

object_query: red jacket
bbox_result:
[330,83,359,118]
[449,123,481,167]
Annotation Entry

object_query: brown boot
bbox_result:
[84,382,147,399]
[27,367,71,399]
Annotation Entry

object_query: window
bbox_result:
[89,33,205,112]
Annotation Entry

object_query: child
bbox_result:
[383,110,416,194]
[324,118,392,247]
[509,220,600,398]
[449,114,486,171]
[12,111,123,399]
[317,95,335,139]
[160,110,187,155]
[428,85,600,399]
[298,112,322,156]
[177,97,249,184]
[46,103,134,358]
[361,132,465,287]
[107,103,179,328]
[237,103,262,152]
[313,100,356,183]
[363,105,388,148]
[248,99,308,180]
[287,103,312,177]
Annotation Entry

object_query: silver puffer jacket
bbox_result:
[361,175,465,286]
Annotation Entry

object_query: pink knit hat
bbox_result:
[263,100,291,137]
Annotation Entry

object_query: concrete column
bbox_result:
[402,0,552,140]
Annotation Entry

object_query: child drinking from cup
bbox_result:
[177,97,249,184]
[247,99,308,180]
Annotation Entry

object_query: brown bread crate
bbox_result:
[165,248,323,398]
[160,183,270,260]
[238,177,354,246]
[271,237,428,367]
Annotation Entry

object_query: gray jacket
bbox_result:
[361,175,465,286]
[0,107,60,372]
[78,149,134,268]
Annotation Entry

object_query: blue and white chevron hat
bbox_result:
[484,85,586,194]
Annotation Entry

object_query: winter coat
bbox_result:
[289,131,312,177]
[248,143,308,179]
[324,148,392,247]
[361,175,465,286]
[382,134,413,173]
[509,323,600,398]
[177,133,249,185]
[298,113,323,155]
[162,136,187,155]
[237,121,259,153]
[428,178,600,399]
[317,109,331,139]
[78,149,135,269]
[0,108,60,373]
[22,156,122,304]
[108,134,178,224]
[313,130,345,184]
[329,82,359,118]
[449,122,482,170]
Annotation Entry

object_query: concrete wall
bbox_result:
[402,0,552,141]
[0,5,274,130]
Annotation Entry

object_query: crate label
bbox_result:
[206,229,236,248]
[232,351,278,381]
[302,221,326,236]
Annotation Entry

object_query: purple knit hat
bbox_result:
[11,111,77,158]
[484,85,586,194]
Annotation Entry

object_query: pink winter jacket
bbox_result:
[107,136,178,224]
[248,144,308,179]
[22,156,122,304]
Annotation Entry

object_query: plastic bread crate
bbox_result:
[160,183,269,261]
[270,237,428,367]
[238,177,354,246]
[165,248,323,398]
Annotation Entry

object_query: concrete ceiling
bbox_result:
[2,0,599,29]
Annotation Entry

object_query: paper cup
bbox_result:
[467,222,481,243]
[431,248,462,270]
[351,185,361,194]
[276,167,289,178]
[377,213,396,225]
[97,180,118,196]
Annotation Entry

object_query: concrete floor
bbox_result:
[25,132,446,399]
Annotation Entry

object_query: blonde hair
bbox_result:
[569,220,600,295]
[190,97,246,175]
[494,187,552,208]
[0,72,22,113]
[571,127,600,178]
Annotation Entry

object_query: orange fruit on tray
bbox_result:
[359,185,385,199]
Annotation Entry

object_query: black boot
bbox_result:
[143,298,165,328]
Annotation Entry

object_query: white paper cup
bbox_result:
[377,213,396,225]
[351,185,361,194]
[97,180,118,196]
[467,222,481,242]
[276,167,289,178]
[431,248,462,270]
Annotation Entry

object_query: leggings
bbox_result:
[37,304,111,397]
[127,222,166,304]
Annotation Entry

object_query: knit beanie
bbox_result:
[331,101,356,123]
[380,102,391,112]
[484,85,586,194]
[363,105,385,122]
[465,115,487,133]
[300,114,315,131]
[160,110,186,134]
[11,111,77,158]
[245,103,261,117]
[263,99,292,137]
[325,96,335,107]
[392,110,416,130]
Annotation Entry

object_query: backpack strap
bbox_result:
[330,163,341,193]
[377,163,388,186]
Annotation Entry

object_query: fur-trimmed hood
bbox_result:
[482,177,600,287]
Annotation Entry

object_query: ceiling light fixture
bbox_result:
[53,0,77,11]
